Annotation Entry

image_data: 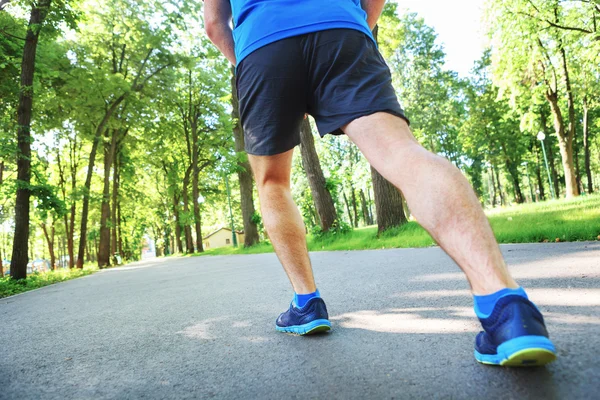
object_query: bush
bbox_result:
[0,267,96,299]
[310,219,352,239]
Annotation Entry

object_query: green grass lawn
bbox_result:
[0,266,97,299]
[195,194,600,256]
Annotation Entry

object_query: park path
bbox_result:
[1,242,599,399]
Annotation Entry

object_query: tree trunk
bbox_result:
[350,183,359,227]
[57,135,78,268]
[184,224,194,253]
[550,110,578,199]
[182,167,194,253]
[299,119,338,232]
[534,142,546,201]
[561,46,579,198]
[366,25,406,233]
[231,69,259,246]
[111,147,120,257]
[539,106,560,197]
[56,148,72,269]
[544,46,579,198]
[359,189,372,225]
[10,0,52,280]
[583,97,593,194]
[493,166,505,206]
[41,223,56,271]
[312,199,321,227]
[93,235,98,262]
[342,190,353,227]
[505,160,524,204]
[573,129,582,194]
[191,123,204,253]
[68,137,78,268]
[76,130,101,269]
[77,93,125,269]
[547,140,560,197]
[192,173,203,252]
[489,166,497,207]
[153,225,162,257]
[163,225,171,256]
[117,201,123,257]
[98,129,118,268]
[370,166,407,234]
[173,194,183,253]
[85,237,91,263]
[367,189,374,223]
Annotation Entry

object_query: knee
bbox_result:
[248,150,294,192]
[254,172,290,193]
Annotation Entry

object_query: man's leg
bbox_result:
[249,148,330,335]
[343,112,517,295]
[248,149,316,295]
[344,112,556,365]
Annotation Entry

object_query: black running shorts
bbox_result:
[236,29,408,156]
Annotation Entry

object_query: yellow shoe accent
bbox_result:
[500,348,557,367]
[305,325,331,335]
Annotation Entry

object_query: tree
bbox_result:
[578,42,600,194]
[10,0,53,280]
[370,165,407,234]
[299,119,338,232]
[369,14,412,233]
[379,7,464,157]
[68,0,175,267]
[486,0,600,198]
[231,69,259,246]
[34,157,66,271]
[359,189,373,226]
[55,129,81,268]
[462,53,529,205]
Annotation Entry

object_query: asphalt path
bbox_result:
[1,242,599,399]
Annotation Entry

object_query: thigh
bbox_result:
[344,112,419,183]
[237,38,307,156]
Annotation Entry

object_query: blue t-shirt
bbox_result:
[230,0,374,64]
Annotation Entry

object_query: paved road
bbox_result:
[1,242,599,399]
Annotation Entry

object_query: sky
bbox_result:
[395,0,487,77]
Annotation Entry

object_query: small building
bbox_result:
[203,227,245,249]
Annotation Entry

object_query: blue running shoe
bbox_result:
[275,297,331,335]
[475,295,557,367]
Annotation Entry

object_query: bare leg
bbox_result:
[343,113,518,295]
[249,149,317,294]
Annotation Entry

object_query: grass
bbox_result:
[488,194,600,243]
[0,266,97,299]
[195,194,600,257]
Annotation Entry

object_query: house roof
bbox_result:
[203,227,244,240]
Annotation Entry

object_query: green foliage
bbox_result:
[31,182,66,218]
[309,219,352,239]
[0,266,96,298]
[250,211,262,226]
[379,6,466,159]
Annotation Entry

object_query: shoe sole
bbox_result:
[275,319,331,336]
[475,335,557,367]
